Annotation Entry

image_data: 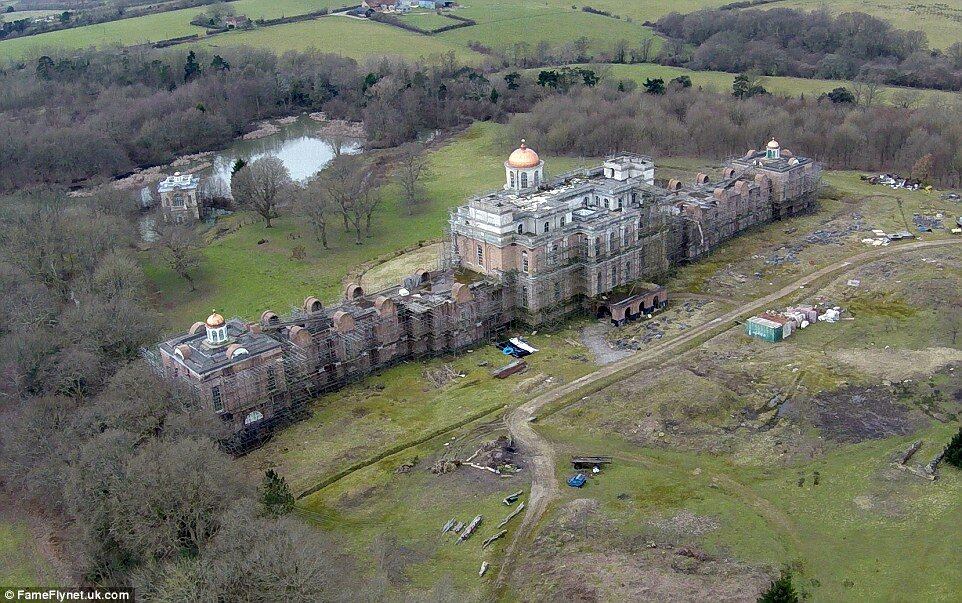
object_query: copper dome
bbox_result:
[507,139,541,168]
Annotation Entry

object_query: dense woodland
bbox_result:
[0,190,371,596]
[655,8,962,91]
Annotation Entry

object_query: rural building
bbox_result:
[224,15,250,29]
[157,172,200,223]
[149,138,820,449]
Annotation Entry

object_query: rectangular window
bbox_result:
[521,251,529,273]
[477,244,483,264]
[611,265,617,286]
[267,367,277,391]
[554,281,562,301]
[594,238,601,256]
[212,385,223,413]
[520,285,529,308]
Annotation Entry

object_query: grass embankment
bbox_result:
[145,122,587,326]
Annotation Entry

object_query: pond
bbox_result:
[139,115,362,240]
[205,116,362,185]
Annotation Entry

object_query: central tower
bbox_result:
[504,139,544,191]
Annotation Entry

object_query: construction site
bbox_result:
[146,138,821,450]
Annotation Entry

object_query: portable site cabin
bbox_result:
[746,316,784,342]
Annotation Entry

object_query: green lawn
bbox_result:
[146,122,588,326]
[580,63,961,106]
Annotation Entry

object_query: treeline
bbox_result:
[0,45,506,192]
[654,8,962,91]
[0,190,367,596]
[510,85,962,187]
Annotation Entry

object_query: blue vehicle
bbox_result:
[567,473,587,488]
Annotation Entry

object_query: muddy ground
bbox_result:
[511,499,771,602]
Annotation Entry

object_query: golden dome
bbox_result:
[767,138,780,149]
[507,139,541,168]
[206,312,225,327]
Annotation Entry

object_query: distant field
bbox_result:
[204,16,479,63]
[440,0,656,53]
[0,0,354,61]
[0,9,59,20]
[578,63,962,106]
[396,10,455,30]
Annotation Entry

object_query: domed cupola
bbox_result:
[766,137,780,160]
[205,311,229,347]
[505,139,544,191]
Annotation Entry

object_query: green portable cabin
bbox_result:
[746,316,783,342]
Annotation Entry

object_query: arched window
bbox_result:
[244,410,264,425]
[534,171,540,186]
[517,223,523,234]
[543,221,549,233]
[510,171,515,187]
[560,216,566,227]
[521,172,528,188]
[521,251,529,273]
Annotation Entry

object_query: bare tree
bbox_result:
[154,224,202,292]
[318,155,383,245]
[230,156,293,228]
[395,142,428,215]
[296,178,331,248]
[853,76,884,108]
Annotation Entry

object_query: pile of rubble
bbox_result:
[913,213,944,232]
[861,173,925,190]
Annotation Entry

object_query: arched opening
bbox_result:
[521,172,528,188]
[596,306,612,320]
[244,410,264,425]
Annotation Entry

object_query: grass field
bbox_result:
[0,0,355,61]
[145,122,588,326]
[439,1,655,54]
[575,63,962,106]
[397,10,456,31]
[203,15,479,62]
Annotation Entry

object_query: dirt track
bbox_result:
[494,238,961,592]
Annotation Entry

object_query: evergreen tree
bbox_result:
[230,158,246,176]
[260,469,294,516]
[944,427,962,469]
[184,50,201,83]
[643,77,665,95]
[489,87,499,104]
[758,568,799,603]
[36,55,55,81]
[211,54,230,72]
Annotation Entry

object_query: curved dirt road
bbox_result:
[495,238,960,591]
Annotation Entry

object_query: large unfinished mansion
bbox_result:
[149,138,819,448]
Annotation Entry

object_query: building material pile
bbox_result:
[746,305,842,342]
